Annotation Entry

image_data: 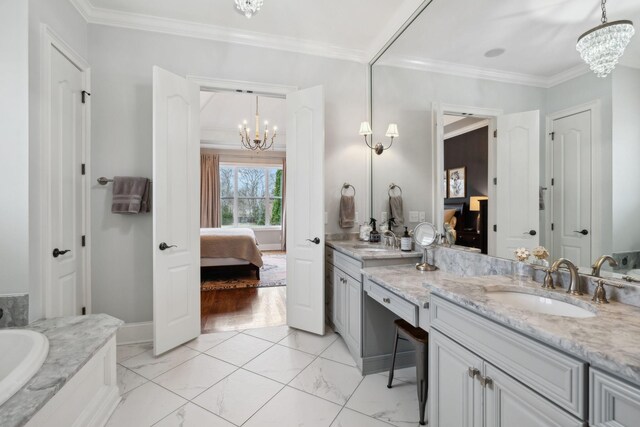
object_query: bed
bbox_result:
[200,228,264,279]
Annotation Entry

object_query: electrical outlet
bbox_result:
[419,211,426,222]
[409,211,419,222]
[381,211,388,222]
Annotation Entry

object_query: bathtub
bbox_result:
[0,330,49,406]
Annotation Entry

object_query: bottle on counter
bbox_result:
[359,221,372,241]
[401,226,412,252]
[369,218,381,243]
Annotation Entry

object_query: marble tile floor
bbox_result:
[109,325,423,427]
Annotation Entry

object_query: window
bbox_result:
[220,164,283,228]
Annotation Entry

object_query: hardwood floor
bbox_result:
[201,286,287,333]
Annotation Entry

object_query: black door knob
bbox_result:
[573,229,589,236]
[52,248,71,258]
[159,242,178,251]
[306,237,321,245]
[523,230,537,236]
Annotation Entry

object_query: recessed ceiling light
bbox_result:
[484,48,506,58]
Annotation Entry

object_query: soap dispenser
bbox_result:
[369,218,381,243]
[401,226,412,252]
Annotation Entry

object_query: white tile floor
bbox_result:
[109,326,422,427]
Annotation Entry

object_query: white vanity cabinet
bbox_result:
[590,368,640,426]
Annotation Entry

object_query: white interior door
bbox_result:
[49,47,85,318]
[551,111,591,266]
[153,66,200,355]
[496,110,540,258]
[286,86,325,335]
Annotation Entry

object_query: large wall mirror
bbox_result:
[370,0,640,277]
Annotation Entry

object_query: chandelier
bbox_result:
[239,96,277,151]
[235,0,263,19]
[576,0,635,78]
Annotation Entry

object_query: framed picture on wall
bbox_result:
[448,167,466,198]
[443,170,448,198]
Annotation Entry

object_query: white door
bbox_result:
[49,47,86,317]
[152,67,201,355]
[551,111,591,266]
[495,111,540,258]
[286,86,325,335]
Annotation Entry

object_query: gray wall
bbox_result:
[88,25,368,323]
[0,0,29,297]
[27,0,88,321]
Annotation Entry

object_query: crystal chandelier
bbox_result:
[235,0,263,19]
[239,96,277,151]
[576,0,635,78]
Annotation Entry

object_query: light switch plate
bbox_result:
[409,211,419,222]
[324,212,328,225]
[381,211,388,222]
[355,211,359,223]
[419,211,426,222]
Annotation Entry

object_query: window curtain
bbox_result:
[200,153,221,228]
[281,158,287,251]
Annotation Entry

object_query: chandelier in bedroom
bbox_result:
[235,0,264,19]
[576,0,635,78]
[239,96,278,151]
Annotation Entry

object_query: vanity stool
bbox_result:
[387,318,429,425]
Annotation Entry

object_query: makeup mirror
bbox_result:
[413,222,438,271]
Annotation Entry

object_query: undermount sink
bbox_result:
[0,330,49,406]
[485,291,596,318]
[353,245,396,252]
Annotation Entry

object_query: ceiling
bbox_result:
[71,0,424,62]
[200,91,286,150]
[378,0,640,86]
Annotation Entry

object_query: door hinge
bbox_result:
[549,131,555,141]
[551,178,555,186]
[81,163,86,175]
[493,177,497,185]
[82,235,86,247]
[493,130,497,138]
[551,223,555,231]
[82,307,86,315]
[493,224,497,232]
[81,90,91,104]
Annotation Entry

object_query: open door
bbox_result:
[496,110,540,258]
[152,67,201,355]
[286,86,325,335]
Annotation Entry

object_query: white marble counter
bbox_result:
[0,314,123,427]
[362,265,640,385]
[327,240,422,261]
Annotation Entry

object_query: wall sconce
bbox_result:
[359,121,398,155]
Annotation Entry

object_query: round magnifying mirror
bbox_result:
[413,222,439,272]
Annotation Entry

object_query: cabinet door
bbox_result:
[332,269,346,335]
[430,330,483,427]
[591,368,640,427]
[344,275,361,355]
[484,363,584,427]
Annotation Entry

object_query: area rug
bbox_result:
[201,252,286,290]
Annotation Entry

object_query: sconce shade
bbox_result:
[385,123,399,138]
[359,121,373,136]
[469,196,488,212]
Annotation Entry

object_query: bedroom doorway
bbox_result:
[198,89,289,333]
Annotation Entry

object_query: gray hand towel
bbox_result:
[339,195,355,228]
[389,195,404,228]
[112,177,150,214]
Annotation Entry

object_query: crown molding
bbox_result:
[69,0,368,63]
[546,64,590,88]
[444,119,489,140]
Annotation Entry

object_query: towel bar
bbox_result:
[97,177,152,185]
[341,183,356,197]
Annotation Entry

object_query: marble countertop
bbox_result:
[327,239,422,261]
[0,314,123,427]
[362,265,640,385]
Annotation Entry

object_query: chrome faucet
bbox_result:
[591,255,618,277]
[550,258,582,295]
[383,230,398,249]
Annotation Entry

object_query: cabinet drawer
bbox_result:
[364,277,418,327]
[590,368,640,426]
[334,251,363,282]
[431,295,586,419]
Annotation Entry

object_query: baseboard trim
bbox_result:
[260,243,283,251]
[117,321,153,345]
[362,350,416,375]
